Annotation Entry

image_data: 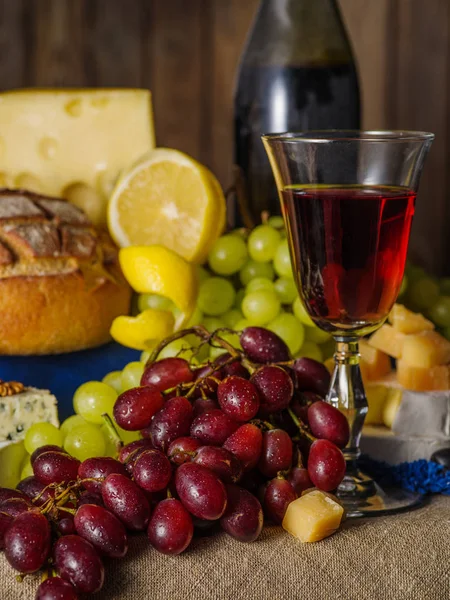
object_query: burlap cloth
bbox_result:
[1,495,449,600]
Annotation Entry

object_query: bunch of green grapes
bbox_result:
[136,217,334,363]
[401,263,450,339]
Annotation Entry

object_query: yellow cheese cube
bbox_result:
[401,330,450,367]
[382,389,403,428]
[359,339,392,381]
[282,490,344,543]
[397,359,449,391]
[0,88,155,200]
[368,324,406,358]
[365,383,389,425]
[389,304,434,334]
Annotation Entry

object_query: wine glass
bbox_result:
[262,130,434,517]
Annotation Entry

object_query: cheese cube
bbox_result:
[368,324,406,358]
[0,88,155,200]
[282,490,344,543]
[389,304,434,334]
[401,330,450,367]
[0,387,58,442]
[359,339,391,381]
[365,383,389,425]
[382,389,403,428]
[397,359,449,391]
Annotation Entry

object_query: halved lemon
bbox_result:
[108,148,226,263]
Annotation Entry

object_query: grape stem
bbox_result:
[102,413,124,452]
[147,326,210,364]
[287,408,316,443]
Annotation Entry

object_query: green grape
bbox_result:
[185,305,203,327]
[140,350,151,364]
[242,290,281,325]
[292,297,314,326]
[197,277,236,316]
[273,239,294,278]
[102,371,123,393]
[398,275,408,298]
[121,361,145,391]
[209,331,241,360]
[24,422,63,454]
[248,225,281,263]
[267,216,284,229]
[60,415,86,440]
[202,316,225,333]
[196,265,211,284]
[222,308,244,329]
[320,337,336,360]
[21,457,34,479]
[158,336,200,363]
[304,324,331,344]
[443,326,450,341]
[267,313,304,354]
[428,296,450,327]
[138,293,174,313]
[440,278,450,296]
[208,234,248,275]
[0,441,26,488]
[239,260,275,286]
[229,228,248,240]
[405,263,426,283]
[408,277,439,311]
[64,423,106,461]
[245,277,275,294]
[297,341,323,362]
[235,318,251,331]
[234,288,246,310]
[100,423,140,458]
[274,277,297,304]
[73,381,117,425]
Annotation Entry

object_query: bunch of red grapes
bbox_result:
[0,326,348,599]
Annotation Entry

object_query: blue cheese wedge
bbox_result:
[0,387,59,442]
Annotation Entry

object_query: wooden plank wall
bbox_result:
[0,0,448,273]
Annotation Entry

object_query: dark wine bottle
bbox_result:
[234,0,360,223]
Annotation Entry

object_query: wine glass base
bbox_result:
[336,469,425,518]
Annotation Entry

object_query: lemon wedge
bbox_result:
[110,309,175,351]
[108,148,226,263]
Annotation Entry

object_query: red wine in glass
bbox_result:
[281,185,416,335]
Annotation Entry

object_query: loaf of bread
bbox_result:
[0,189,131,354]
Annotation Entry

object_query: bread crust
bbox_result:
[0,264,131,355]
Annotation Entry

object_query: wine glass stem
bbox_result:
[327,337,368,466]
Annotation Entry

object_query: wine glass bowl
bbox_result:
[263,130,434,516]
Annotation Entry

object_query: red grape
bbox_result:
[287,467,313,496]
[101,473,150,531]
[223,423,263,471]
[54,535,104,594]
[220,484,263,542]
[119,438,154,463]
[175,463,227,520]
[141,357,194,391]
[0,497,31,518]
[148,396,194,451]
[147,498,193,555]
[263,478,296,524]
[217,376,260,422]
[193,363,223,395]
[30,445,67,465]
[215,353,250,379]
[307,401,350,449]
[193,446,242,483]
[78,491,104,507]
[167,436,201,465]
[0,487,27,503]
[133,449,172,492]
[78,457,128,493]
[4,511,51,573]
[16,476,56,506]
[57,515,76,536]
[192,397,219,418]
[307,439,346,491]
[113,385,164,431]
[240,327,290,363]
[36,577,78,600]
[258,429,293,478]
[292,357,331,397]
[190,409,239,446]
[74,503,128,558]
[251,365,294,415]
[0,512,12,550]
[33,451,81,485]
